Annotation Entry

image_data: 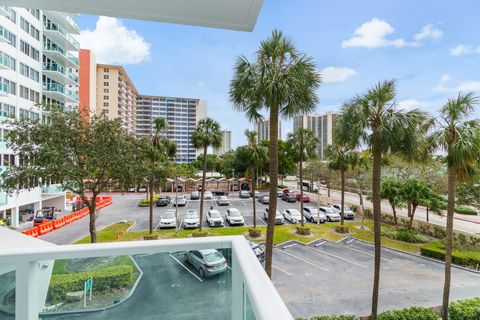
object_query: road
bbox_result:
[282,180,480,235]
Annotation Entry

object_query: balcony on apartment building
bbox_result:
[43,11,80,34]
[42,63,78,86]
[0,52,15,70]
[0,25,13,44]
[43,21,80,50]
[43,82,78,103]
[43,43,78,68]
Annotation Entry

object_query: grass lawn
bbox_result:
[75,220,427,253]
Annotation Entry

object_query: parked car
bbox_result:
[158,210,176,229]
[174,195,187,207]
[184,249,227,277]
[127,186,135,192]
[277,190,284,198]
[282,193,297,202]
[247,240,265,263]
[282,188,292,194]
[225,208,244,225]
[331,204,356,219]
[138,186,147,192]
[232,185,239,191]
[204,191,214,200]
[320,206,341,222]
[216,196,230,206]
[250,190,262,198]
[183,210,200,229]
[258,195,269,204]
[155,196,171,207]
[263,208,284,225]
[212,190,229,196]
[239,190,251,198]
[296,194,310,202]
[283,209,304,224]
[303,207,327,223]
[190,191,200,200]
[206,209,224,227]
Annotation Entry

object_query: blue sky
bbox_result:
[74,0,480,148]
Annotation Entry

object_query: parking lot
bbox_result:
[270,237,480,318]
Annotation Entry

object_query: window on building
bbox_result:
[104,68,109,72]
[104,88,109,93]
[104,82,109,86]
[104,95,109,100]
[28,9,40,20]
[103,75,109,79]
[103,102,109,107]
[8,8,16,23]
[19,108,29,119]
[20,40,39,61]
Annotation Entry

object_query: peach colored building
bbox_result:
[78,49,97,121]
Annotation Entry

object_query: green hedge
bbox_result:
[378,306,438,320]
[381,228,428,243]
[449,297,480,320]
[455,206,478,215]
[47,265,135,304]
[296,316,358,320]
[420,241,480,267]
[137,195,160,207]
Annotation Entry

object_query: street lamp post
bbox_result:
[175,175,179,235]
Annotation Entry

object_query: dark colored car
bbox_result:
[190,191,200,200]
[248,240,265,263]
[282,193,297,202]
[212,190,229,196]
[155,196,171,207]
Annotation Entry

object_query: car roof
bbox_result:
[187,209,198,213]
[208,209,220,214]
[198,249,220,255]
[228,207,240,211]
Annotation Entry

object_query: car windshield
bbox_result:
[229,210,241,216]
[323,208,335,214]
[290,210,301,216]
[210,211,221,218]
[204,251,223,262]
[307,208,318,214]
[191,192,198,196]
[163,212,175,219]
[186,211,198,219]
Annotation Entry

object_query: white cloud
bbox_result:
[449,44,480,56]
[320,66,358,83]
[342,18,442,49]
[78,17,150,65]
[196,81,204,87]
[398,98,425,110]
[434,74,480,92]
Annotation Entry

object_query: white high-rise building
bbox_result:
[213,130,232,156]
[254,117,281,143]
[293,111,337,158]
[0,6,78,227]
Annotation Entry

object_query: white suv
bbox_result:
[263,208,284,225]
[206,209,224,227]
[303,207,326,223]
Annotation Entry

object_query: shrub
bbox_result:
[296,316,358,320]
[296,226,311,235]
[47,265,135,304]
[350,204,358,213]
[381,228,428,243]
[449,297,480,320]
[137,195,160,207]
[334,226,350,234]
[420,241,480,267]
[248,228,261,238]
[455,206,478,215]
[192,231,208,237]
[143,235,158,240]
[433,226,446,239]
[363,208,373,219]
[378,306,438,320]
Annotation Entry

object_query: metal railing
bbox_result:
[42,43,79,67]
[0,236,292,320]
[43,83,79,101]
[43,63,79,83]
[43,21,80,49]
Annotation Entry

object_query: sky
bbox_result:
[74,0,480,148]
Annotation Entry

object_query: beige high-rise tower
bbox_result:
[293,111,338,158]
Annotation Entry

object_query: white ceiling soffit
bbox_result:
[1,0,264,31]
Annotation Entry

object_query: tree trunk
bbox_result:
[88,196,97,243]
[441,165,456,320]
[391,203,398,225]
[149,180,154,235]
[299,136,305,227]
[408,204,417,230]
[199,145,208,232]
[340,169,345,226]
[264,105,279,278]
[370,134,382,320]
[252,168,257,229]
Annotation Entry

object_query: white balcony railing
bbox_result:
[0,235,292,320]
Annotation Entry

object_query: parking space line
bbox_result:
[258,217,268,226]
[274,248,329,272]
[310,247,368,268]
[272,264,292,276]
[168,254,203,282]
[341,244,393,262]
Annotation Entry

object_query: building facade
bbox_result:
[213,130,232,156]
[0,6,75,227]
[95,64,138,135]
[78,48,96,120]
[254,117,281,143]
[293,111,337,158]
[136,95,207,163]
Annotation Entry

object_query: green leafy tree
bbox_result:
[230,30,320,277]
[245,130,268,228]
[401,178,434,229]
[380,177,404,225]
[175,162,198,179]
[338,80,429,319]
[191,118,222,232]
[2,108,140,243]
[428,92,480,319]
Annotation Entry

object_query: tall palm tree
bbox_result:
[338,80,429,319]
[245,130,268,229]
[230,30,320,277]
[287,128,318,226]
[191,118,222,232]
[148,118,176,235]
[429,92,480,320]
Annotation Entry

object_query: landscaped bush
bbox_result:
[47,265,135,304]
[137,195,160,207]
[296,226,311,235]
[363,208,373,219]
[350,204,358,213]
[143,234,158,240]
[449,297,480,320]
[192,231,208,237]
[420,241,480,268]
[378,306,438,320]
[248,228,261,238]
[454,206,478,215]
[296,316,358,320]
[381,228,428,243]
[334,225,349,234]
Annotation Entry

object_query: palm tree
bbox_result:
[338,80,429,319]
[287,128,318,226]
[429,92,480,320]
[380,177,403,225]
[230,30,320,277]
[148,118,176,235]
[245,130,267,229]
[191,118,222,232]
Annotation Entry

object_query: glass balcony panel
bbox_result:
[43,44,79,68]
[43,21,80,50]
[0,264,15,318]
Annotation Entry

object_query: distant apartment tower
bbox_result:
[293,112,338,158]
[136,95,207,163]
[254,117,281,143]
[96,64,138,135]
[78,49,96,120]
[213,130,232,156]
